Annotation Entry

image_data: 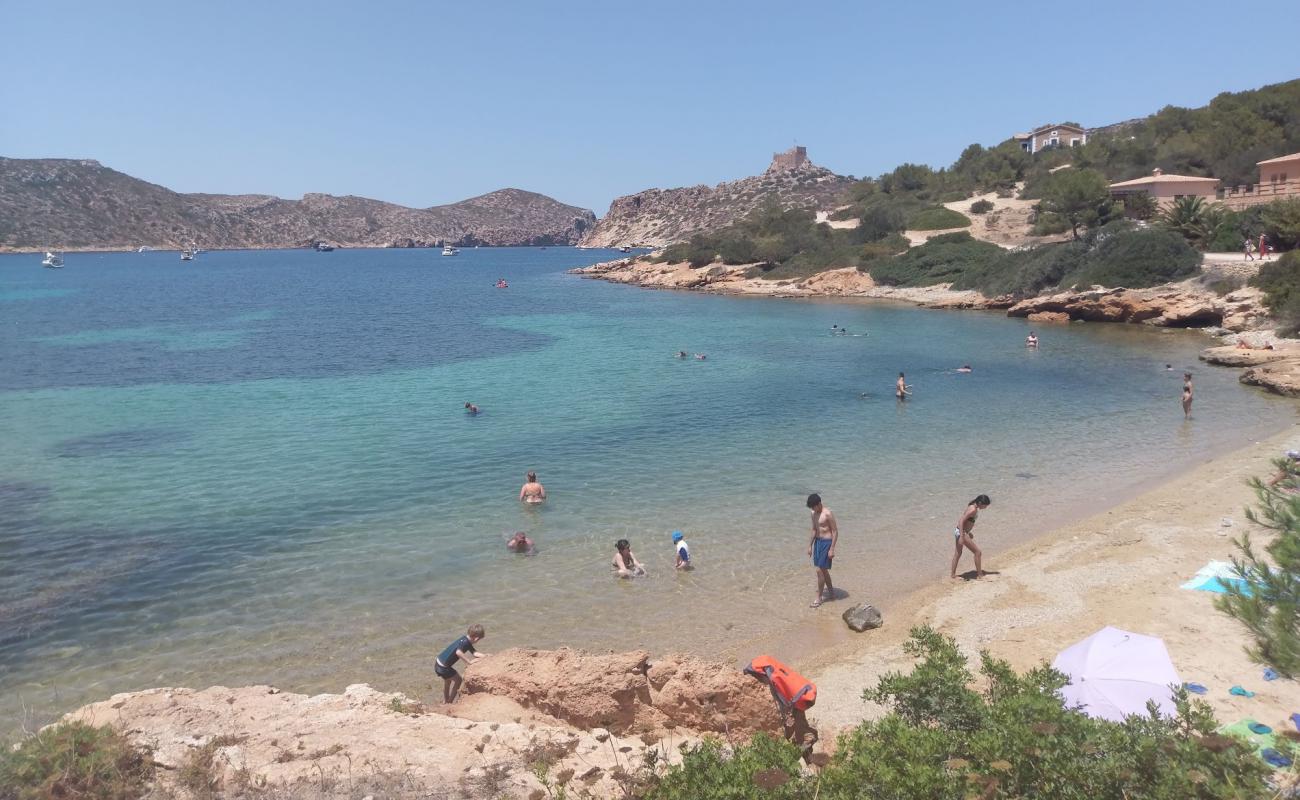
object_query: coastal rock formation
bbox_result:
[63,682,696,799]
[579,150,853,248]
[1240,359,1300,397]
[464,647,781,736]
[1007,285,1225,327]
[1027,311,1071,323]
[0,158,595,251]
[1198,346,1294,368]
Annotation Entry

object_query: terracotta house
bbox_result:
[1220,152,1300,209]
[1014,123,1088,154]
[1107,168,1220,209]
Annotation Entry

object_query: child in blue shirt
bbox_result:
[672,530,692,570]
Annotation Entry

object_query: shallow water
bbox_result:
[0,247,1293,726]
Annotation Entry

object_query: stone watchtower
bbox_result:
[768,146,809,173]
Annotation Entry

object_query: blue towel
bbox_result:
[1261,748,1292,768]
[1183,682,1208,695]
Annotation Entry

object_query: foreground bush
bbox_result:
[646,628,1274,800]
[970,199,994,214]
[0,722,153,800]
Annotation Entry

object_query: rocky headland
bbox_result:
[0,158,596,251]
[61,648,783,798]
[578,148,853,248]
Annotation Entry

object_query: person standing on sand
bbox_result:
[951,495,990,579]
[519,471,546,504]
[806,494,837,607]
[1182,372,1194,418]
[896,372,911,400]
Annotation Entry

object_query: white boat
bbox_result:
[180,247,194,261]
[41,251,64,269]
[441,243,459,256]
[619,245,631,253]
[137,246,153,253]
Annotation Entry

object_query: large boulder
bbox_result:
[463,647,781,736]
[842,604,883,632]
[1240,358,1300,397]
[1027,311,1070,323]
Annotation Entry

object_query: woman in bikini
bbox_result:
[1182,373,1193,419]
[612,539,645,578]
[519,471,546,504]
[951,495,990,579]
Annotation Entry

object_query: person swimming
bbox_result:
[464,402,479,415]
[675,351,688,359]
[956,365,972,373]
[695,353,707,360]
[1026,332,1039,348]
[506,531,535,553]
[519,471,546,505]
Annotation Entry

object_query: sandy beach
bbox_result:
[804,426,1300,738]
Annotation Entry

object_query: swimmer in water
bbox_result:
[896,372,912,400]
[1165,364,1173,371]
[519,471,546,505]
[464,402,479,415]
[956,365,972,373]
[675,351,688,359]
[506,531,535,553]
[612,539,646,578]
[695,353,707,360]
[1026,332,1039,348]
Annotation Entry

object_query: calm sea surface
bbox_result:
[1,247,1294,726]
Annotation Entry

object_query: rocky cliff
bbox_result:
[579,150,853,248]
[0,158,596,250]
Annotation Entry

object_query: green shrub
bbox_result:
[952,241,1084,297]
[1250,250,1300,333]
[867,232,1004,287]
[970,199,995,214]
[857,204,908,242]
[0,722,154,800]
[908,207,972,230]
[1261,198,1300,251]
[1069,224,1201,288]
[1031,211,1071,236]
[646,627,1274,800]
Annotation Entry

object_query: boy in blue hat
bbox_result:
[672,530,692,570]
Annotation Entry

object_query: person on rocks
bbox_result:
[806,494,837,607]
[436,624,485,704]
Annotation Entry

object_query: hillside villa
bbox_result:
[1015,123,1088,154]
[1219,151,1300,209]
[1107,168,1219,209]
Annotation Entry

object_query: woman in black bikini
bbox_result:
[1182,373,1193,418]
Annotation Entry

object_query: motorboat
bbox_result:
[41,251,64,269]
[315,242,336,252]
[619,245,631,253]
[180,247,195,261]
[441,243,459,256]
[137,246,153,253]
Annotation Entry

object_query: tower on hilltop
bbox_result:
[768,146,809,172]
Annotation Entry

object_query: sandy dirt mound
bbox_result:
[464,647,782,736]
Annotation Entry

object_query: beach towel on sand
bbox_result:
[1180,561,1253,595]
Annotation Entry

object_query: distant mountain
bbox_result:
[0,158,596,250]
[579,147,853,248]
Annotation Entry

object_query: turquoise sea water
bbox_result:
[1,247,1294,726]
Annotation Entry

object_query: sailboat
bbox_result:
[41,251,64,269]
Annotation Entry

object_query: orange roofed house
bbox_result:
[1107,168,1219,210]
[1219,152,1300,210]
[1014,123,1088,154]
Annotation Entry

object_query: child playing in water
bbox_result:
[672,530,692,570]
[435,624,485,704]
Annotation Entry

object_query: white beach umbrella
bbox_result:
[1051,626,1181,722]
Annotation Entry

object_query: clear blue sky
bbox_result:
[3,0,1296,214]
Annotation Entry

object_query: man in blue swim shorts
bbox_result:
[806,494,838,608]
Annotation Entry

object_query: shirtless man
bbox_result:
[519,471,546,504]
[806,494,837,607]
[896,372,911,401]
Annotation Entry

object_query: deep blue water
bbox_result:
[0,246,1293,726]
